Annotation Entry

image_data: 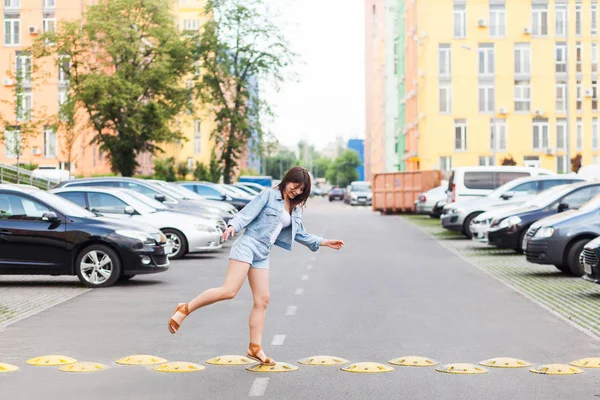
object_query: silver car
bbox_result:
[441,175,585,238]
[50,187,224,260]
[415,182,448,216]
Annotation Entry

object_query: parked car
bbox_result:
[446,166,553,204]
[54,177,232,226]
[345,181,372,206]
[581,236,600,284]
[222,184,254,199]
[487,182,600,252]
[51,187,223,260]
[442,176,584,238]
[233,183,260,196]
[523,193,600,276]
[177,182,250,210]
[415,182,448,217]
[0,185,170,288]
[328,187,345,202]
[236,181,268,193]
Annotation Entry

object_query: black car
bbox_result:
[177,182,250,210]
[581,237,600,284]
[0,185,170,288]
[487,182,600,252]
[524,193,600,275]
[328,187,345,201]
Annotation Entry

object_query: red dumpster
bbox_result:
[372,170,442,213]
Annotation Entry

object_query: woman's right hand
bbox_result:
[222,226,235,241]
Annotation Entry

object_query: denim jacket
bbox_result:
[227,189,323,252]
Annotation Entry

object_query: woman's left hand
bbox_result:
[321,239,345,250]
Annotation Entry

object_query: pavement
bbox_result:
[0,198,599,399]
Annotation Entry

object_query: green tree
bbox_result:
[194,161,210,181]
[32,0,195,176]
[194,0,295,183]
[177,162,189,180]
[326,150,361,187]
[153,157,176,182]
[208,149,223,183]
[265,149,297,180]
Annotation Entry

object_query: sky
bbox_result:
[261,0,366,152]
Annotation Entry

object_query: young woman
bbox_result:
[168,166,345,365]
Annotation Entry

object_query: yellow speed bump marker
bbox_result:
[341,362,394,373]
[115,355,167,366]
[570,358,600,368]
[152,362,205,373]
[246,362,299,372]
[26,355,77,366]
[530,364,584,375]
[389,356,439,367]
[206,355,255,365]
[298,356,349,366]
[479,357,531,368]
[58,362,109,373]
[0,363,19,373]
[436,363,488,374]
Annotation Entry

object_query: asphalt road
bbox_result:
[1,198,599,399]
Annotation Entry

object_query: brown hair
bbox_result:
[277,166,312,208]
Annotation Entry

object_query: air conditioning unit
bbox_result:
[477,19,488,27]
[533,109,544,117]
[28,26,40,35]
[418,70,425,77]
[523,27,532,35]
[419,112,425,120]
[545,148,556,155]
[585,88,594,98]
[420,31,427,39]
[2,79,14,86]
[32,147,41,155]
[497,107,508,115]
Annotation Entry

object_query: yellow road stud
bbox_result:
[435,363,488,374]
[479,357,531,368]
[58,362,108,373]
[298,356,349,366]
[246,362,299,372]
[26,355,77,366]
[530,364,584,375]
[341,362,394,373]
[0,363,19,373]
[570,358,600,368]
[206,355,255,365]
[389,356,439,367]
[115,355,167,365]
[152,362,205,373]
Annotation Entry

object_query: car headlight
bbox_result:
[116,229,154,244]
[536,227,555,238]
[195,224,217,232]
[452,208,464,215]
[498,216,522,229]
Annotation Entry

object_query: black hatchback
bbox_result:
[0,186,170,288]
[486,182,600,252]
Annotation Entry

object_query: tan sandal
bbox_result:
[168,303,189,334]
[247,343,276,366]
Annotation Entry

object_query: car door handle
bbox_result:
[0,230,12,235]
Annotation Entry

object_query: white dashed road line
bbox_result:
[285,306,297,316]
[294,288,304,295]
[307,264,313,270]
[301,275,309,281]
[271,334,286,346]
[248,378,270,397]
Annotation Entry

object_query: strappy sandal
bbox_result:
[168,303,189,334]
[247,343,276,366]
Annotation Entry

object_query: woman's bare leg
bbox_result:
[247,268,271,361]
[170,259,250,327]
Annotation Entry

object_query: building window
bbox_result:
[479,156,494,166]
[576,42,583,73]
[555,43,567,73]
[514,80,531,112]
[43,0,55,9]
[577,81,583,111]
[15,54,31,85]
[593,118,599,151]
[194,119,201,154]
[556,81,567,113]
[17,91,32,121]
[490,119,507,151]
[439,83,451,113]
[478,44,494,76]
[593,4,598,36]
[42,16,55,34]
[4,0,19,10]
[532,119,549,150]
[454,120,467,151]
[4,14,20,46]
[594,155,599,165]
[44,127,56,158]
[58,88,67,107]
[439,44,451,76]
[4,129,20,159]
[593,43,599,74]
[576,4,582,36]
[186,157,193,171]
[183,19,200,31]
[557,156,568,174]
[577,118,583,150]
[532,4,548,37]
[489,4,505,37]
[440,156,452,171]
[453,4,466,38]
[555,4,567,37]
[478,84,494,113]
[593,81,598,112]
[556,119,567,150]
[58,56,70,84]
[514,43,531,75]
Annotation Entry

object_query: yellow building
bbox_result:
[410,0,600,173]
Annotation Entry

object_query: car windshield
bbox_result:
[486,179,525,198]
[221,185,242,197]
[33,191,97,218]
[149,183,186,200]
[521,185,574,208]
[578,194,600,212]
[115,191,163,214]
[125,190,169,211]
[165,183,202,199]
[351,183,371,192]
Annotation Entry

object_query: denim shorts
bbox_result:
[229,235,272,269]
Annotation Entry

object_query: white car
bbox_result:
[50,187,223,259]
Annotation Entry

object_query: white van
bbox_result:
[446,166,554,203]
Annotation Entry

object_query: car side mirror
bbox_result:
[557,203,570,213]
[154,194,166,202]
[124,206,135,215]
[42,211,59,222]
[501,192,515,200]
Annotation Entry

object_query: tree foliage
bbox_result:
[501,156,517,166]
[153,157,176,182]
[326,150,361,187]
[571,154,583,173]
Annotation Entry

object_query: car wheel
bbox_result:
[119,275,135,282]
[162,228,188,260]
[462,213,481,239]
[75,245,121,288]
[514,229,528,253]
[554,265,570,273]
[567,239,590,276]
